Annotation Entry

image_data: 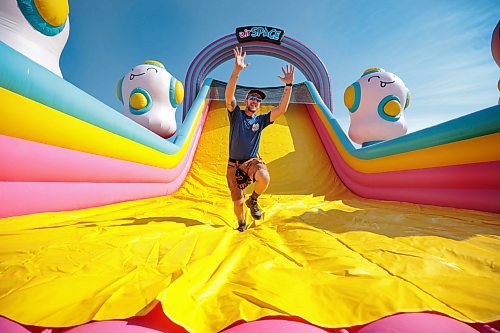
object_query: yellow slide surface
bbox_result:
[0,102,499,333]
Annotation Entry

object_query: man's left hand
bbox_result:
[278,64,295,85]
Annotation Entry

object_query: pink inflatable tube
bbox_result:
[317,120,500,211]
[320,124,500,212]
[219,313,491,333]
[0,134,183,183]
[306,105,500,189]
[0,109,203,218]
[308,107,500,212]
[0,182,171,218]
[62,321,163,333]
[0,102,210,183]
[354,313,481,333]
[221,319,331,333]
[0,316,31,333]
[3,312,497,333]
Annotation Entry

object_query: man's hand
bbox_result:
[234,47,249,72]
[226,48,248,111]
[235,168,251,189]
[278,64,295,85]
[270,64,295,122]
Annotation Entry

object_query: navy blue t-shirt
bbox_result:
[228,105,273,160]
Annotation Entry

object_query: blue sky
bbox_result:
[61,0,499,135]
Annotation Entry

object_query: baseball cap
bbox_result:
[246,89,266,100]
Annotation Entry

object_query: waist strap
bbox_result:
[229,158,250,164]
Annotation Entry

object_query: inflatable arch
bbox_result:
[183,33,332,116]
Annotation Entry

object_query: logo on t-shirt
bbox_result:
[252,123,260,132]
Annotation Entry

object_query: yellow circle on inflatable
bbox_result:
[344,85,355,109]
[175,80,185,105]
[130,92,148,109]
[34,0,69,27]
[383,99,401,117]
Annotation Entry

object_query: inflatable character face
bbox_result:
[117,60,184,139]
[344,68,410,146]
[0,0,70,77]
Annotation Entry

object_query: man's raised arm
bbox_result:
[270,65,295,122]
[226,47,249,112]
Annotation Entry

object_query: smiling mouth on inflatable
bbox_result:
[129,72,145,80]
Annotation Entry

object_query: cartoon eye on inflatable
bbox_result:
[378,95,402,121]
[344,82,361,113]
[169,77,184,108]
[404,91,411,109]
[17,0,69,36]
[129,87,152,115]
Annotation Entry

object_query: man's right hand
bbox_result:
[234,47,249,71]
[226,47,248,111]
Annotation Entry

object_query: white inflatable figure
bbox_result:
[0,0,70,77]
[344,68,410,147]
[117,60,184,139]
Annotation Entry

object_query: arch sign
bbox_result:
[183,27,332,116]
[236,26,285,45]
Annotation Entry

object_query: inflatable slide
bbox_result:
[0,3,499,332]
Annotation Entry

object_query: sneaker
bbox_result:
[237,221,246,232]
[245,197,262,220]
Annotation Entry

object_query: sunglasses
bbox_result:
[247,95,262,103]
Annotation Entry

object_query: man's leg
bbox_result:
[227,163,247,231]
[245,165,270,220]
[253,169,270,195]
[233,198,245,224]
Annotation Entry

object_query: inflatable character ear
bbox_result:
[378,95,402,121]
[404,91,411,109]
[116,77,124,103]
[169,77,184,108]
[17,0,69,36]
[361,67,385,77]
[344,82,361,113]
[143,60,165,68]
[129,88,152,115]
